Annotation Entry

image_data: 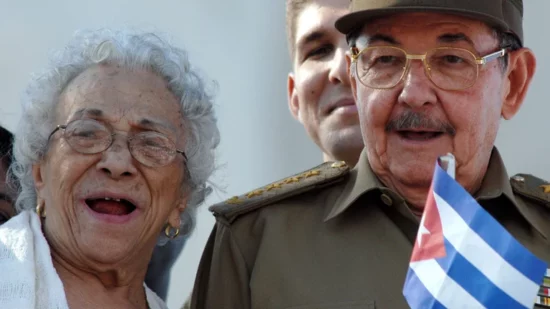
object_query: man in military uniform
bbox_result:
[286,0,363,166]
[180,2,361,308]
[191,0,550,308]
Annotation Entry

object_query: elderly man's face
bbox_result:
[33,65,187,266]
[0,162,15,224]
[350,13,534,208]
[288,0,363,165]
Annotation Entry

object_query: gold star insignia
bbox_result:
[226,196,242,204]
[265,183,283,191]
[302,170,321,178]
[331,161,347,168]
[540,184,550,194]
[283,176,301,184]
[246,189,264,198]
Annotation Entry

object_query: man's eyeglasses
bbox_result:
[350,46,508,91]
[48,119,187,168]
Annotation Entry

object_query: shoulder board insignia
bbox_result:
[510,173,550,206]
[209,161,350,223]
[535,269,550,307]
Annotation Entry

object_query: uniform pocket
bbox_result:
[285,299,376,309]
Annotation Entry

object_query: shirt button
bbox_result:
[381,193,393,206]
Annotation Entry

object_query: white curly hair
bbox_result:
[9,28,220,245]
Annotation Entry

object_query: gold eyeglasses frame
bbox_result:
[349,45,508,91]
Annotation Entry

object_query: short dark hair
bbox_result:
[0,126,13,172]
[286,0,312,59]
[495,29,522,70]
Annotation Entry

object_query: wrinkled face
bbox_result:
[0,162,15,224]
[288,0,363,164]
[350,13,529,194]
[34,65,188,268]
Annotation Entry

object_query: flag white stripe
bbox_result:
[434,193,540,307]
[410,259,485,308]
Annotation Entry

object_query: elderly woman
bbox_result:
[1,28,219,309]
[0,126,183,302]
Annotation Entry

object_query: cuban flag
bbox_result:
[403,153,547,308]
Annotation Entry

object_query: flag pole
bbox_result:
[438,153,456,180]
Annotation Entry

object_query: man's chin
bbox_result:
[322,119,361,137]
[389,163,435,189]
[328,105,359,117]
[321,126,363,154]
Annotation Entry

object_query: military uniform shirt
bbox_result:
[191,148,550,309]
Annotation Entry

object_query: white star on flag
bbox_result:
[417,214,430,247]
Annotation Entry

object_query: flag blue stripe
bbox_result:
[437,238,527,308]
[432,165,547,284]
[403,268,448,309]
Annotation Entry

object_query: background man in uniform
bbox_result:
[180,3,361,308]
[178,3,360,308]
[286,0,363,166]
[191,0,550,308]
[0,124,183,301]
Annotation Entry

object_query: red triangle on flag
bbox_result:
[410,185,446,262]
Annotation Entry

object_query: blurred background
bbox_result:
[1,1,549,308]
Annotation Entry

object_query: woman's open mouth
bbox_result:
[85,198,137,216]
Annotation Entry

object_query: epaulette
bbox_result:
[510,173,550,206]
[209,161,351,223]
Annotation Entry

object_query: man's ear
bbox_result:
[287,73,302,123]
[501,48,537,120]
[346,53,359,103]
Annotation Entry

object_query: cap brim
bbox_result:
[335,7,510,37]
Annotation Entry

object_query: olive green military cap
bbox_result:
[335,0,524,45]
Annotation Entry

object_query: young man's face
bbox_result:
[288,0,363,165]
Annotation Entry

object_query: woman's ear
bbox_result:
[167,195,188,229]
[32,163,46,200]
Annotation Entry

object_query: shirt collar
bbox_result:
[474,147,516,205]
[324,149,387,221]
[324,147,542,237]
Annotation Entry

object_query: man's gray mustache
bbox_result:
[385,110,456,136]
